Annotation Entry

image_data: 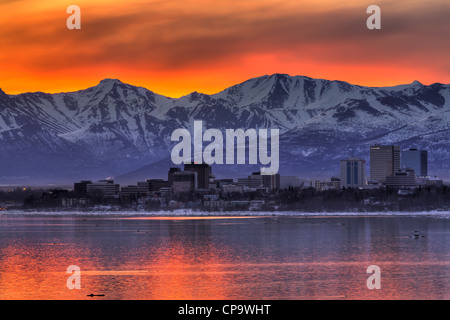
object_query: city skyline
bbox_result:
[0,144,443,190]
[14,152,446,212]
[59,145,442,196]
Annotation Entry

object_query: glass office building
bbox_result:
[340,158,366,188]
[401,148,428,177]
[370,145,400,183]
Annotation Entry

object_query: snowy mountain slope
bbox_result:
[0,74,449,184]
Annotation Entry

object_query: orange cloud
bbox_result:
[0,0,448,96]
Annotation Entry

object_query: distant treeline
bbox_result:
[0,188,45,206]
[273,185,450,212]
[15,185,450,212]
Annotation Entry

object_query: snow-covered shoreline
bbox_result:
[2,209,450,218]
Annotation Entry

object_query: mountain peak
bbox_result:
[378,80,424,91]
[93,78,127,93]
[268,73,290,79]
[99,78,124,85]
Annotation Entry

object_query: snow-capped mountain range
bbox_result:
[0,73,449,185]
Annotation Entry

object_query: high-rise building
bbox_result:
[370,145,400,183]
[184,163,211,189]
[401,148,428,177]
[340,158,366,188]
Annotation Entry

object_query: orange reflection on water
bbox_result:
[139,241,232,299]
[0,218,236,299]
[0,243,81,299]
[1,215,450,300]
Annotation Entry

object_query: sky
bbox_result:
[0,0,449,97]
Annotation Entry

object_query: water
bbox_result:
[0,213,449,300]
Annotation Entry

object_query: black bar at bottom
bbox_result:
[0,300,442,319]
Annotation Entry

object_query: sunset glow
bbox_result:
[0,0,449,96]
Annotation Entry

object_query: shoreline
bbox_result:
[1,209,450,218]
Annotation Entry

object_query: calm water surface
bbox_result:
[0,214,449,300]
